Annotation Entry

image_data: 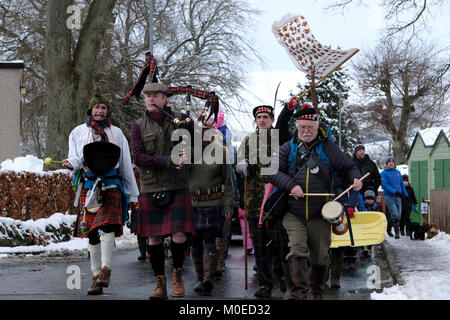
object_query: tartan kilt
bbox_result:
[137,188,196,237]
[193,206,220,231]
[73,188,123,238]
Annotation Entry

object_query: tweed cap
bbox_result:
[143,82,169,95]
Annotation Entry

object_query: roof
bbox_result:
[0,60,24,69]
[407,126,450,159]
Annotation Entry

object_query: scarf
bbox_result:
[86,118,111,142]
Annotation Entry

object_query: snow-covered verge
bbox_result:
[0,213,138,259]
[371,231,450,300]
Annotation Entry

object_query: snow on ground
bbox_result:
[371,231,450,300]
[0,213,138,256]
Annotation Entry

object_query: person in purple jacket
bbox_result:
[380,155,409,239]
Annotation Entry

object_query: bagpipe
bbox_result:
[121,51,219,128]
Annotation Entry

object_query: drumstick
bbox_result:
[333,172,370,201]
[289,193,335,196]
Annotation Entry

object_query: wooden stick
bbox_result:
[244,175,248,290]
[334,172,370,201]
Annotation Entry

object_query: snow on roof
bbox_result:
[418,127,450,147]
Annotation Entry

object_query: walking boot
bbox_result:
[87,275,103,295]
[96,266,111,288]
[172,268,185,297]
[387,221,394,237]
[191,250,204,293]
[202,249,218,295]
[289,257,310,300]
[215,237,225,278]
[149,275,167,300]
[310,265,329,300]
[282,261,294,300]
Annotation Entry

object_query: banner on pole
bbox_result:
[272,14,359,78]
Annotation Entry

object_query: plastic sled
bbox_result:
[330,211,387,248]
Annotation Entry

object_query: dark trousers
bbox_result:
[248,216,283,287]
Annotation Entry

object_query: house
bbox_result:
[407,127,450,206]
[0,61,24,163]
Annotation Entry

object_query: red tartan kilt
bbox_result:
[73,188,123,238]
[137,188,196,237]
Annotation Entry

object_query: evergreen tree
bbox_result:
[287,68,361,157]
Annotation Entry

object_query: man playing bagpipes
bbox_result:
[130,82,196,300]
[64,90,139,296]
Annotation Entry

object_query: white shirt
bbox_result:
[67,123,139,202]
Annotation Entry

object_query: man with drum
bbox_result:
[270,104,361,300]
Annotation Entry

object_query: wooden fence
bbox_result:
[429,188,450,234]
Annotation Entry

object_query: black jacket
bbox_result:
[270,126,361,221]
[352,154,381,195]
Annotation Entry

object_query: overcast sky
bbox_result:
[227,0,450,133]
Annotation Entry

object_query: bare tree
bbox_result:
[350,36,450,163]
[1,0,262,158]
[322,0,448,37]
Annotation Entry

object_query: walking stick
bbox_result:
[244,175,248,290]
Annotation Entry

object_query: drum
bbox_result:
[322,200,349,235]
[321,201,343,224]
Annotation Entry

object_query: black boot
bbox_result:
[310,265,329,300]
[191,250,204,293]
[329,250,343,289]
[387,221,394,237]
[137,236,147,261]
[393,221,400,239]
[288,257,310,300]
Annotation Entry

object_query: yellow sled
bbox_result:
[330,211,387,248]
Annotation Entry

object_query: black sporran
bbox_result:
[151,190,174,208]
[263,189,289,221]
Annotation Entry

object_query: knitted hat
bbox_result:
[143,82,169,95]
[354,144,365,154]
[385,155,395,165]
[363,189,376,199]
[86,89,110,116]
[292,103,319,121]
[252,105,274,118]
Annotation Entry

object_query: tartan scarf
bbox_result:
[86,118,112,142]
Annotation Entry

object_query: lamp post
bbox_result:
[149,0,154,53]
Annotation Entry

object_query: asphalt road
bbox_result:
[0,236,393,301]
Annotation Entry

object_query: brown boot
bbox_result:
[192,251,204,293]
[87,275,103,295]
[202,249,218,295]
[171,268,185,297]
[149,275,168,300]
[310,265,329,300]
[289,257,310,300]
[96,266,111,288]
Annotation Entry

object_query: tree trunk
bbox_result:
[45,0,117,161]
[45,0,76,161]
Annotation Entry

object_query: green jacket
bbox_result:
[188,141,234,214]
[237,129,275,218]
[134,110,189,193]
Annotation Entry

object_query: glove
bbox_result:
[346,206,355,219]
[236,159,249,176]
[395,191,403,198]
[287,96,299,110]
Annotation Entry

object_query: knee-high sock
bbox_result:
[88,243,102,277]
[100,232,115,269]
[148,242,165,276]
[171,241,187,269]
